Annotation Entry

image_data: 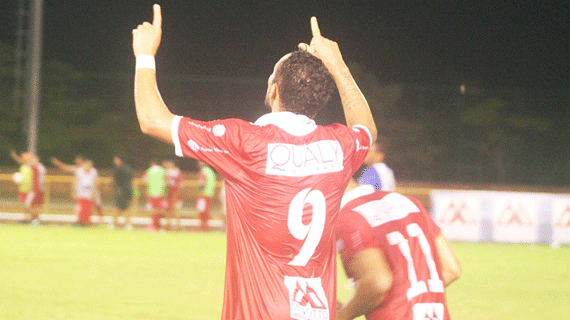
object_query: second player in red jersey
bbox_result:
[336,183,461,320]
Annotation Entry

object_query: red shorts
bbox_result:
[19,191,44,207]
[147,196,166,210]
[165,187,182,211]
[76,198,94,225]
[196,196,212,214]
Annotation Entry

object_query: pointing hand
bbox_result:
[298,17,346,71]
[132,4,162,57]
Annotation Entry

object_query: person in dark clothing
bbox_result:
[111,156,135,229]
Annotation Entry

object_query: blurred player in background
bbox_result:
[111,155,135,230]
[52,156,98,226]
[11,151,45,225]
[218,178,227,231]
[143,159,166,231]
[357,137,396,191]
[132,5,376,319]
[196,161,216,231]
[51,155,104,222]
[335,178,461,320]
[163,159,183,231]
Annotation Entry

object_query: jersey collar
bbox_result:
[254,112,317,136]
[341,184,376,209]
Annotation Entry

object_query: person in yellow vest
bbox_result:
[11,150,46,225]
[144,159,167,231]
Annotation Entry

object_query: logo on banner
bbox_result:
[555,205,570,228]
[496,203,533,226]
[284,276,329,320]
[438,201,477,225]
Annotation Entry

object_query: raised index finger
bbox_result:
[152,4,162,28]
[310,16,321,37]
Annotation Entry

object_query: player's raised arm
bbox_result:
[50,157,76,173]
[132,4,174,144]
[10,150,24,164]
[299,17,377,143]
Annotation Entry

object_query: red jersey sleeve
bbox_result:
[336,210,377,262]
[171,116,250,179]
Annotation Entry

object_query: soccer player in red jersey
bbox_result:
[336,179,461,320]
[163,159,183,230]
[132,5,377,319]
[52,157,99,226]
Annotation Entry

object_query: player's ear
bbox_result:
[267,83,281,110]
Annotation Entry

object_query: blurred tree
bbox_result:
[460,96,549,183]
[0,42,26,155]
[349,62,449,181]
[0,42,170,170]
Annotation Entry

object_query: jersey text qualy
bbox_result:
[266,140,343,177]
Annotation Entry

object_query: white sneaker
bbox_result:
[109,223,116,229]
[31,219,40,226]
[125,224,133,231]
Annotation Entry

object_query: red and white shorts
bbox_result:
[196,196,212,214]
[165,187,182,211]
[147,196,166,211]
[19,191,44,208]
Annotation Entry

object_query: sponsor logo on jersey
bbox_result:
[212,124,226,137]
[353,193,420,227]
[187,121,212,132]
[284,276,329,320]
[412,303,444,320]
[186,140,229,154]
[354,137,369,152]
[266,140,343,177]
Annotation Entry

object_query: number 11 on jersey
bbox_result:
[386,223,444,300]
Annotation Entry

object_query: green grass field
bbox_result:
[1,224,569,319]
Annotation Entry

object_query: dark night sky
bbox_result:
[0,1,569,89]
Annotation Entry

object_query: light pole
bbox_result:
[25,0,44,154]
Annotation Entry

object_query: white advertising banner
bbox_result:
[552,197,570,244]
[433,194,481,242]
[430,190,570,244]
[492,196,538,243]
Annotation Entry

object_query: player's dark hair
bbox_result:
[275,51,335,119]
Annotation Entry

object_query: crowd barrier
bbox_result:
[431,190,570,245]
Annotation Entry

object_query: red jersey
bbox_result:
[31,163,46,193]
[172,112,371,320]
[337,185,449,320]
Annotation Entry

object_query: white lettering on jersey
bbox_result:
[186,140,229,154]
[352,193,420,227]
[266,140,343,177]
[187,121,211,132]
[284,276,330,320]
